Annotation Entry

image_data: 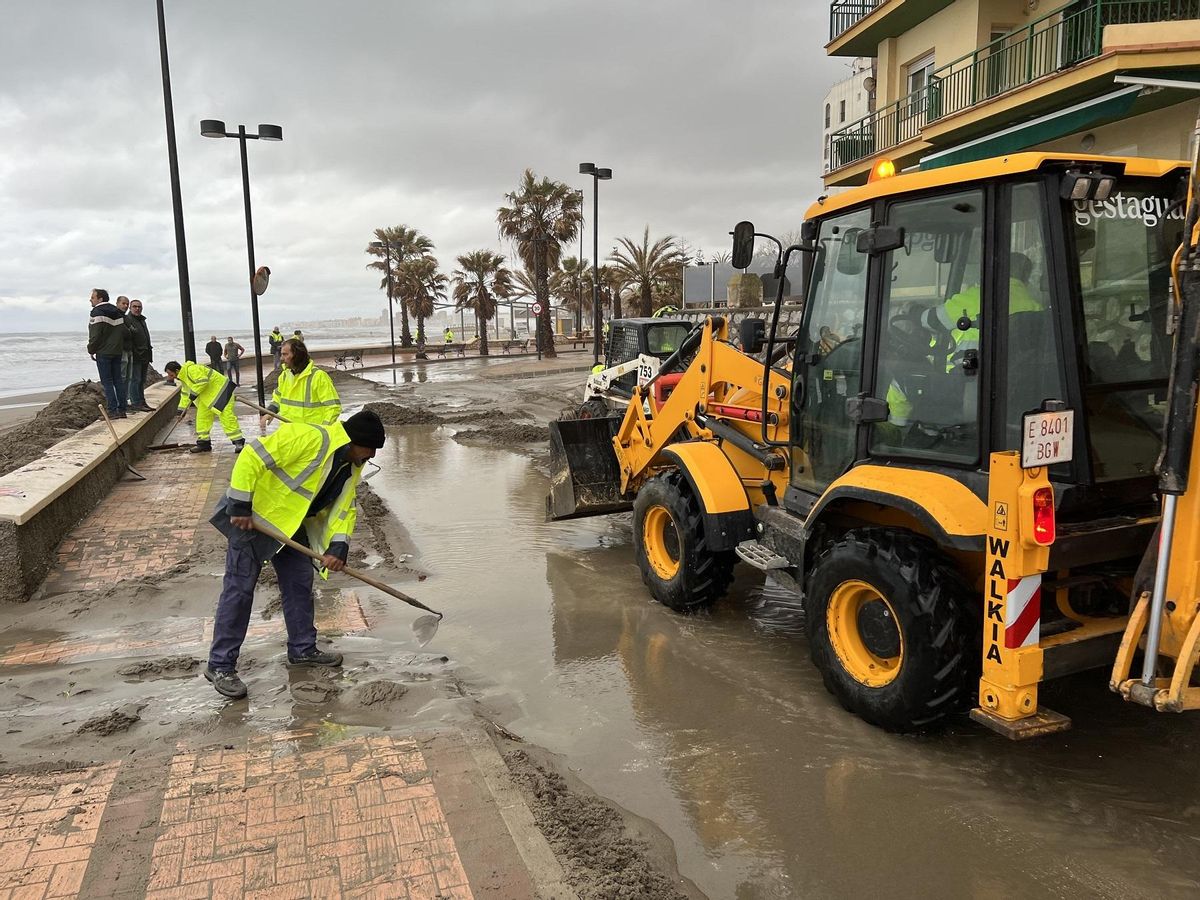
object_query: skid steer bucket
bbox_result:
[547,416,632,521]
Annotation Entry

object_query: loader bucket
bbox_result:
[547,416,632,521]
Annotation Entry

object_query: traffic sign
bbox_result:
[532,302,543,315]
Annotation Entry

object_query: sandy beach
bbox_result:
[0,390,61,430]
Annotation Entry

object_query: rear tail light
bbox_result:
[1032,487,1055,545]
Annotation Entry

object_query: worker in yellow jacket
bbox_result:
[204,409,386,699]
[163,360,244,453]
[260,339,341,430]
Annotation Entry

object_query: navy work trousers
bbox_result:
[208,538,318,671]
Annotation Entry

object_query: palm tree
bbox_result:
[609,227,687,317]
[596,264,625,320]
[365,225,433,348]
[452,250,513,357]
[396,255,447,355]
[497,169,582,358]
[508,268,538,339]
[550,256,592,322]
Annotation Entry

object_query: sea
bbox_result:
[0,323,482,401]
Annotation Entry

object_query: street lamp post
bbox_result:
[200,119,282,408]
[579,163,612,365]
[369,240,398,365]
[155,0,196,362]
[574,188,584,336]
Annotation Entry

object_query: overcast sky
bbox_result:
[0,1,844,334]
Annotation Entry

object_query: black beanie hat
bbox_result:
[343,410,386,449]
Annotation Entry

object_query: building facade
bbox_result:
[824,0,1200,187]
[822,57,878,173]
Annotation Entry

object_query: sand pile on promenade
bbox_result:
[0,381,106,477]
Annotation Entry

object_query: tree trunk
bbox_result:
[399,297,413,348]
[639,283,653,317]
[478,311,489,356]
[416,314,427,359]
[534,247,557,358]
[612,288,623,320]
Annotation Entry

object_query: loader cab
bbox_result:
[789,154,1186,525]
[603,317,691,397]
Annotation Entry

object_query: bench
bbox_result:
[501,338,531,354]
[333,350,363,369]
[433,343,467,358]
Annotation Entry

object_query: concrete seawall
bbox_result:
[0,382,180,602]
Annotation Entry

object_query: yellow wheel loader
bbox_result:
[548,151,1200,737]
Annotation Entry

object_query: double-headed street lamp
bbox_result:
[200,119,282,408]
[369,239,399,365]
[578,163,611,365]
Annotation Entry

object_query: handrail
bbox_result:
[830,0,883,41]
[828,0,1200,171]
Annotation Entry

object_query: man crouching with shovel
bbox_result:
[204,408,386,699]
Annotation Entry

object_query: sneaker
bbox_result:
[190,440,213,454]
[232,439,246,453]
[113,411,128,419]
[287,648,344,667]
[204,666,248,699]
[135,404,154,412]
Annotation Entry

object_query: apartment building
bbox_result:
[822,57,878,173]
[824,0,1200,186]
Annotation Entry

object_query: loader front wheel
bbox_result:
[633,472,735,612]
[807,529,975,732]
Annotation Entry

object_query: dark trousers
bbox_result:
[95,355,126,413]
[128,361,148,407]
[208,538,318,671]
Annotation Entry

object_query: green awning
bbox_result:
[919,86,1142,171]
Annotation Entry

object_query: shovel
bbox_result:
[250,522,443,646]
[148,396,194,451]
[235,396,291,423]
[96,404,147,481]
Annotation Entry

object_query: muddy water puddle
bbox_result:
[359,357,513,387]
[367,423,1200,899]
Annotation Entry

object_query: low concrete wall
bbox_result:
[0,382,180,602]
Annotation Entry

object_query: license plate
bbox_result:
[1022,409,1074,468]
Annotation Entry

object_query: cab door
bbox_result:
[790,207,873,498]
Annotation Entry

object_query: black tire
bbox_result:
[633,471,736,612]
[575,398,611,420]
[806,529,976,732]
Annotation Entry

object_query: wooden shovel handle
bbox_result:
[251,522,441,618]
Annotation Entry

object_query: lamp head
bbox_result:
[200,119,227,138]
[579,162,596,175]
[597,167,612,180]
[370,241,384,249]
[258,124,283,141]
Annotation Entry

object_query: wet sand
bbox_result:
[0,390,59,430]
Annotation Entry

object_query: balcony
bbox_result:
[828,0,956,56]
[829,0,1200,171]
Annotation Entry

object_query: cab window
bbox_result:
[870,189,984,464]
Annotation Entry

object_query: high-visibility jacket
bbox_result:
[175,361,235,413]
[444,329,454,343]
[268,361,341,425]
[227,421,360,560]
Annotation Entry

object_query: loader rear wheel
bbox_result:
[807,529,975,732]
[575,398,611,420]
[633,471,735,612]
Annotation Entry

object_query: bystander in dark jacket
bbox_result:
[87,288,127,416]
[206,336,224,370]
[126,300,154,411]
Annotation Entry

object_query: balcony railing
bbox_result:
[829,0,1200,171]
[830,0,884,42]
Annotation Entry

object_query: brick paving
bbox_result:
[146,733,473,900]
[0,762,120,898]
[0,592,369,669]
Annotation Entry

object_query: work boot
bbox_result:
[232,438,246,453]
[190,439,212,454]
[135,403,154,412]
[288,648,344,667]
[204,666,248,699]
[113,411,128,419]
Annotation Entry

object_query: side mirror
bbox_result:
[739,317,766,354]
[732,221,755,269]
[856,225,906,256]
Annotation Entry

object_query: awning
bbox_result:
[919,86,1143,171]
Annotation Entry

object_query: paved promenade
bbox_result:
[0,412,571,900]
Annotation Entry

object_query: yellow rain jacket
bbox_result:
[268,361,342,425]
[226,421,360,561]
[174,361,234,412]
